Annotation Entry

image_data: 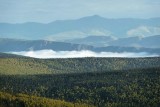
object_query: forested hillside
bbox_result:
[0,92,93,107]
[0,53,160,75]
[0,53,160,106]
[0,68,160,107]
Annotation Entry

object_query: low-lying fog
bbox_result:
[10,50,159,58]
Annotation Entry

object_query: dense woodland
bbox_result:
[0,53,160,107]
[0,53,160,75]
[0,68,160,107]
[0,92,93,107]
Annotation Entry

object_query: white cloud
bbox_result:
[127,26,160,37]
[11,50,158,59]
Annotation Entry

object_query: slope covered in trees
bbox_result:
[0,53,160,106]
[0,53,160,75]
[0,92,93,107]
[0,68,160,107]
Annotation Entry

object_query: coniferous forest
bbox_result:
[0,53,160,107]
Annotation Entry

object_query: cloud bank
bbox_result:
[11,50,158,59]
[127,26,160,37]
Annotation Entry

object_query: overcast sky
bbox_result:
[0,0,160,23]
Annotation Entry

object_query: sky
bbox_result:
[0,0,160,23]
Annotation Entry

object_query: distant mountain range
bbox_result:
[0,15,160,40]
[0,15,159,55]
[0,38,160,54]
[0,38,93,52]
[108,35,160,48]
[66,35,116,47]
[66,35,160,48]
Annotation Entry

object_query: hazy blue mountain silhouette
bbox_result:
[66,35,160,48]
[0,38,160,54]
[0,15,159,40]
[108,35,160,48]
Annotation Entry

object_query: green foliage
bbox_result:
[0,68,160,107]
[0,54,160,75]
[0,58,53,75]
[0,92,93,107]
[0,53,160,106]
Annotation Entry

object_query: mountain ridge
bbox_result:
[0,38,160,54]
[66,35,160,48]
[0,15,160,40]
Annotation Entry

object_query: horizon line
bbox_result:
[0,15,160,24]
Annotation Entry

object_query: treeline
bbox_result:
[0,92,93,107]
[0,55,160,75]
[1,68,160,107]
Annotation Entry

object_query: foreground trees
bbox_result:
[0,92,93,107]
[0,68,160,107]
